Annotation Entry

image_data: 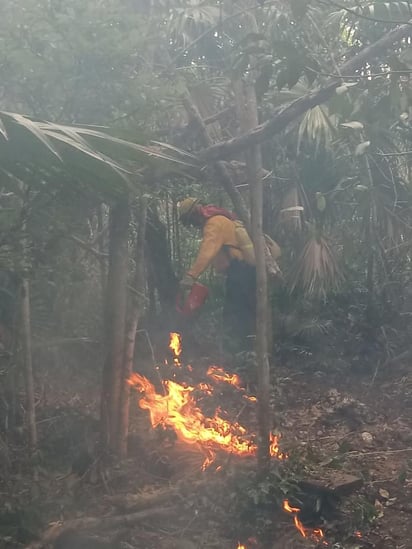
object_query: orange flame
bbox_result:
[270,433,287,459]
[283,500,325,543]
[207,366,242,388]
[128,371,286,469]
[169,332,182,366]
[129,332,286,469]
[237,544,247,549]
[243,395,257,403]
[128,373,259,468]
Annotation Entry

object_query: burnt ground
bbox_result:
[1,346,412,549]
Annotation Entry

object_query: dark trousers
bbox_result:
[224,260,256,348]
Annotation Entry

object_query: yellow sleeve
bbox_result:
[187,218,226,279]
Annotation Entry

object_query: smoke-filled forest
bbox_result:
[1,1,412,548]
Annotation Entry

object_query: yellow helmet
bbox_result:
[178,197,200,221]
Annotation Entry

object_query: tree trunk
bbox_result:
[20,278,37,453]
[118,197,148,459]
[100,198,130,453]
[241,79,271,473]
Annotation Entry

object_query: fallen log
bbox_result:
[104,486,180,512]
[25,506,174,549]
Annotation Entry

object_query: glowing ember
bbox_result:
[169,332,182,366]
[207,366,242,388]
[237,544,246,549]
[243,395,257,403]
[354,530,362,538]
[283,500,325,543]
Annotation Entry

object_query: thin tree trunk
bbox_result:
[165,192,172,258]
[97,204,107,302]
[20,278,37,453]
[101,198,130,453]
[364,156,375,325]
[118,197,148,458]
[241,79,271,472]
[174,198,181,273]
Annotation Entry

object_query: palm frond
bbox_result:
[0,112,197,200]
[297,105,336,154]
[354,1,412,21]
[289,235,344,298]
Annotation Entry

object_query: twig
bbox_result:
[306,66,412,79]
[376,150,412,156]
[135,329,165,391]
[345,448,412,457]
[68,235,108,258]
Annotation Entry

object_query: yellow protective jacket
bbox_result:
[187,215,246,279]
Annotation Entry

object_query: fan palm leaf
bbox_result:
[289,234,344,298]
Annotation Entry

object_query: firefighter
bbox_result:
[178,197,256,346]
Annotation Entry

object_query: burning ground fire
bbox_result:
[128,333,286,469]
[283,500,326,544]
[129,332,332,546]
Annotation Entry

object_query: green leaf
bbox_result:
[341,121,364,129]
[355,141,371,156]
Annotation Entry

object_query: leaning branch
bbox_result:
[200,21,412,162]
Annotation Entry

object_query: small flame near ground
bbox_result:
[169,332,182,366]
[207,365,242,388]
[283,500,326,544]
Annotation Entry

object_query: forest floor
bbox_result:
[1,338,412,549]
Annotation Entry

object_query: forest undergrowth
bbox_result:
[1,331,411,549]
